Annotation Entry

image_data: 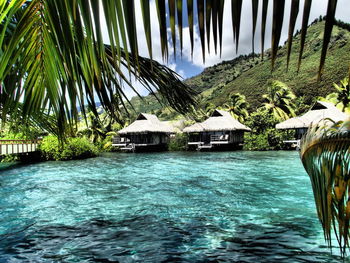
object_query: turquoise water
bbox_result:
[0,151,345,262]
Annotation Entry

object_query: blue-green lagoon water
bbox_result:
[0,151,345,262]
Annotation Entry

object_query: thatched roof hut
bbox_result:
[118,113,174,135]
[183,110,251,133]
[276,101,348,130]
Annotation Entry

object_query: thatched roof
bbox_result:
[276,101,349,130]
[183,110,251,133]
[118,113,174,134]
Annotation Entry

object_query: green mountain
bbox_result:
[126,19,350,120]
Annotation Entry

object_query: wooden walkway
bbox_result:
[0,140,41,155]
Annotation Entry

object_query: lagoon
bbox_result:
[0,151,344,262]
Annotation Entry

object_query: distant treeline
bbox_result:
[311,16,350,32]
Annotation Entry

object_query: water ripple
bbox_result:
[0,151,347,262]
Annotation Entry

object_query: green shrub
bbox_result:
[39,135,98,161]
[244,109,294,151]
[39,135,61,160]
[169,133,188,151]
[244,129,293,151]
[0,154,19,163]
[244,133,271,151]
[94,131,119,152]
[61,137,98,160]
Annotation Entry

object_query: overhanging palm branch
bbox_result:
[0,0,196,137]
[300,120,350,256]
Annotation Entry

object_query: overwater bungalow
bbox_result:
[183,109,251,151]
[276,101,348,148]
[112,113,174,152]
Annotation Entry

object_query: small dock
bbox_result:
[0,140,41,155]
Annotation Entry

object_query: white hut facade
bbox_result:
[112,113,174,152]
[276,101,349,146]
[183,110,251,150]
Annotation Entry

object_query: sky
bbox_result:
[100,0,350,97]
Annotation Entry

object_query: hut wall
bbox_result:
[188,133,200,142]
[295,128,308,140]
[123,133,169,145]
[230,131,244,143]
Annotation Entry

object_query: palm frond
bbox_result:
[0,0,196,137]
[301,120,350,256]
[318,0,338,79]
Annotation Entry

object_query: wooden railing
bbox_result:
[112,136,130,145]
[210,135,229,141]
[0,139,42,155]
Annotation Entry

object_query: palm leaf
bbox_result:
[301,120,350,256]
[168,0,176,58]
[140,0,152,60]
[156,0,168,61]
[260,0,268,59]
[187,0,194,58]
[271,0,285,70]
[231,0,243,53]
[217,0,225,57]
[122,0,139,70]
[286,0,299,70]
[298,0,312,72]
[318,0,338,79]
[211,0,218,54]
[197,0,205,62]
[206,0,212,53]
[177,0,183,56]
[251,0,259,54]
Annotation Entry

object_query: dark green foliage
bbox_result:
[168,133,188,151]
[39,136,98,161]
[0,126,44,140]
[38,136,62,160]
[0,155,19,163]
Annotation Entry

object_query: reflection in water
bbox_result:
[0,151,346,262]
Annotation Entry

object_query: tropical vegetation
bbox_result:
[319,77,350,113]
[262,81,296,121]
[243,108,293,151]
[39,136,98,161]
[222,93,249,123]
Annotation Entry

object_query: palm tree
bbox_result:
[204,102,216,117]
[222,93,249,123]
[333,77,350,112]
[319,77,350,113]
[262,81,297,121]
